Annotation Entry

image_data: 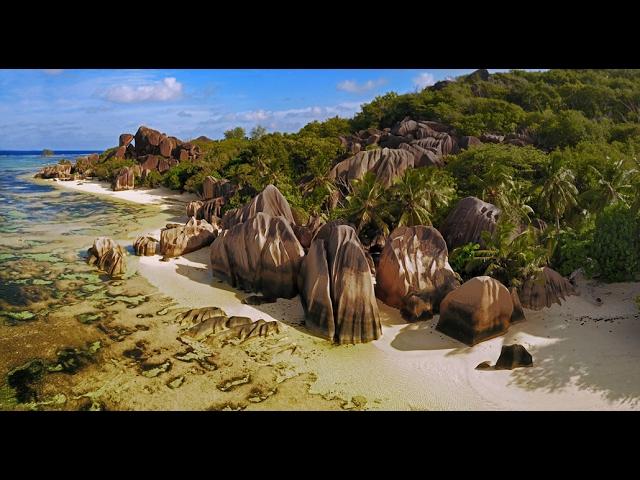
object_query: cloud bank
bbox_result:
[102,77,183,103]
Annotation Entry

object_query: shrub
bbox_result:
[162,162,201,191]
[591,203,640,282]
[93,157,134,181]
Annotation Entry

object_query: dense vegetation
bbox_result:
[95,69,640,284]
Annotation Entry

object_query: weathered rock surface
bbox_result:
[439,196,501,250]
[210,212,304,299]
[494,344,533,370]
[203,176,236,201]
[221,184,296,229]
[159,217,216,258]
[112,166,135,191]
[133,236,158,256]
[87,237,126,278]
[298,223,381,344]
[186,197,225,223]
[519,266,577,310]
[376,226,460,320]
[436,276,519,345]
[329,147,416,188]
[119,133,134,147]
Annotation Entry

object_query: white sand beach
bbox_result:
[47,178,198,208]
[56,179,640,410]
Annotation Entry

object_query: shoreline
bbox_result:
[52,177,640,410]
[42,177,198,209]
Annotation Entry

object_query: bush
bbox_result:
[551,229,597,277]
[449,243,480,280]
[93,157,134,181]
[140,170,162,188]
[591,203,640,282]
[162,162,201,191]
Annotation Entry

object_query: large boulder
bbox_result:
[329,147,416,188]
[210,212,304,299]
[221,184,295,229]
[436,276,521,345]
[159,217,216,258]
[87,237,126,278]
[376,226,460,320]
[298,223,381,344]
[112,166,135,191]
[203,176,236,201]
[439,196,501,250]
[519,266,577,310]
[458,136,483,150]
[138,154,160,173]
[134,126,163,156]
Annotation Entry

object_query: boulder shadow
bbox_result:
[390,318,468,352]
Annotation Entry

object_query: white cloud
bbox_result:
[42,69,64,75]
[413,72,436,89]
[102,77,183,103]
[337,78,387,94]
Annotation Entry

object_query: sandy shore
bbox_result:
[46,178,198,208]
[56,179,640,410]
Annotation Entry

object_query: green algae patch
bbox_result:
[141,360,172,378]
[22,253,64,263]
[59,272,101,283]
[32,279,53,285]
[48,341,102,374]
[1,310,37,323]
[6,360,46,403]
[81,284,104,293]
[76,312,103,324]
[167,376,185,389]
[0,253,17,261]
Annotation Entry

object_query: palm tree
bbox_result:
[585,159,637,213]
[333,171,390,236]
[463,220,549,289]
[389,168,456,227]
[538,157,579,230]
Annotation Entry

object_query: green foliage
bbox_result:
[525,110,606,150]
[331,172,392,243]
[551,228,597,277]
[93,157,135,181]
[388,167,456,228]
[299,116,352,138]
[591,203,640,282]
[538,155,579,228]
[224,127,246,140]
[162,162,201,191]
[250,125,267,140]
[454,220,549,288]
[140,170,162,188]
[449,243,480,280]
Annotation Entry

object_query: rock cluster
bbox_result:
[34,163,72,180]
[87,237,126,278]
[112,166,136,191]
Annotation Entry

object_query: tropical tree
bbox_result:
[332,172,390,238]
[455,220,549,288]
[538,156,579,230]
[388,167,456,227]
[584,159,637,213]
[250,125,267,139]
[223,127,246,140]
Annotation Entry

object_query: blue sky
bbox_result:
[0,69,531,150]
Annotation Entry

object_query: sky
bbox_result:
[0,69,534,150]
